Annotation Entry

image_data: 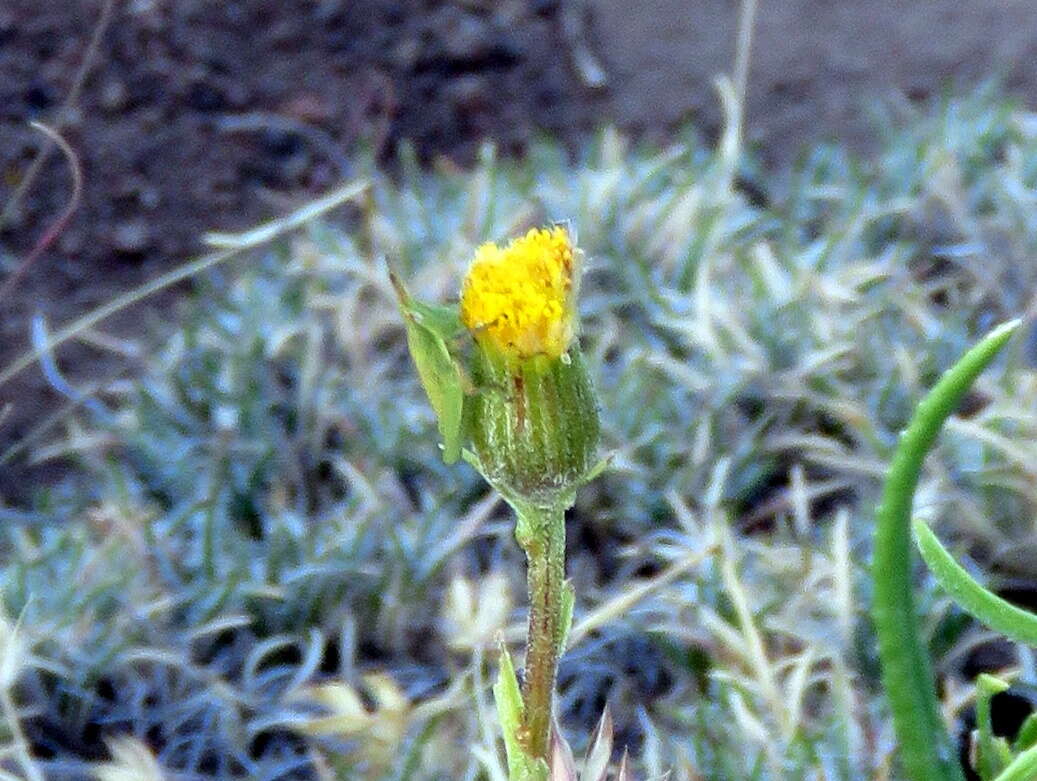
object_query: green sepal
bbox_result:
[493,640,548,781]
[390,271,468,463]
[580,455,612,487]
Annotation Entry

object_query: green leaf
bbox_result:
[493,641,548,781]
[872,318,1019,781]
[1013,713,1037,753]
[390,271,467,463]
[913,519,1037,647]
[975,674,1012,780]
[993,742,1037,781]
[493,641,524,753]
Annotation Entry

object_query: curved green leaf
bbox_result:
[993,742,1037,781]
[915,519,1037,646]
[493,641,548,781]
[872,318,1020,781]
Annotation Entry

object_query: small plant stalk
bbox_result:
[516,504,566,759]
[393,227,600,779]
[873,319,1019,781]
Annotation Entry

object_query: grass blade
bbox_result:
[914,519,1037,646]
[873,319,1020,781]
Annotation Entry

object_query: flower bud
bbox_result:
[460,226,600,507]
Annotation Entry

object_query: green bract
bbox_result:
[390,272,469,464]
[468,347,600,510]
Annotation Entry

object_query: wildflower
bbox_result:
[460,226,576,363]
[393,224,604,769]
[92,736,165,781]
[443,571,513,651]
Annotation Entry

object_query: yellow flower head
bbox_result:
[460,226,577,362]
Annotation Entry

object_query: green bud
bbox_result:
[468,347,600,509]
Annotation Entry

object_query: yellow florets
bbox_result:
[460,226,576,361]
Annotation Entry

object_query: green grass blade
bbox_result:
[915,519,1037,646]
[993,743,1037,781]
[975,674,1012,780]
[873,319,1020,781]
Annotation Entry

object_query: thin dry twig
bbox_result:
[0,178,369,390]
[0,0,116,232]
[0,122,84,303]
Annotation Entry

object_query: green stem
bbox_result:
[873,319,1019,781]
[993,742,1037,781]
[515,503,566,761]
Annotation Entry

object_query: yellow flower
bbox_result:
[460,226,576,362]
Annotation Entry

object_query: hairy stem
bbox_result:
[873,319,1019,781]
[516,504,566,760]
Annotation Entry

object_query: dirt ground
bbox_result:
[594,0,1037,164]
[2,0,1037,499]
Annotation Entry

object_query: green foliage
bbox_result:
[389,271,468,464]
[872,319,1017,781]
[495,642,548,781]
[915,519,1037,646]
[974,674,1012,780]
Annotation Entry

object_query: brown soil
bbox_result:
[593,0,1037,166]
[2,0,1037,500]
[0,0,601,499]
